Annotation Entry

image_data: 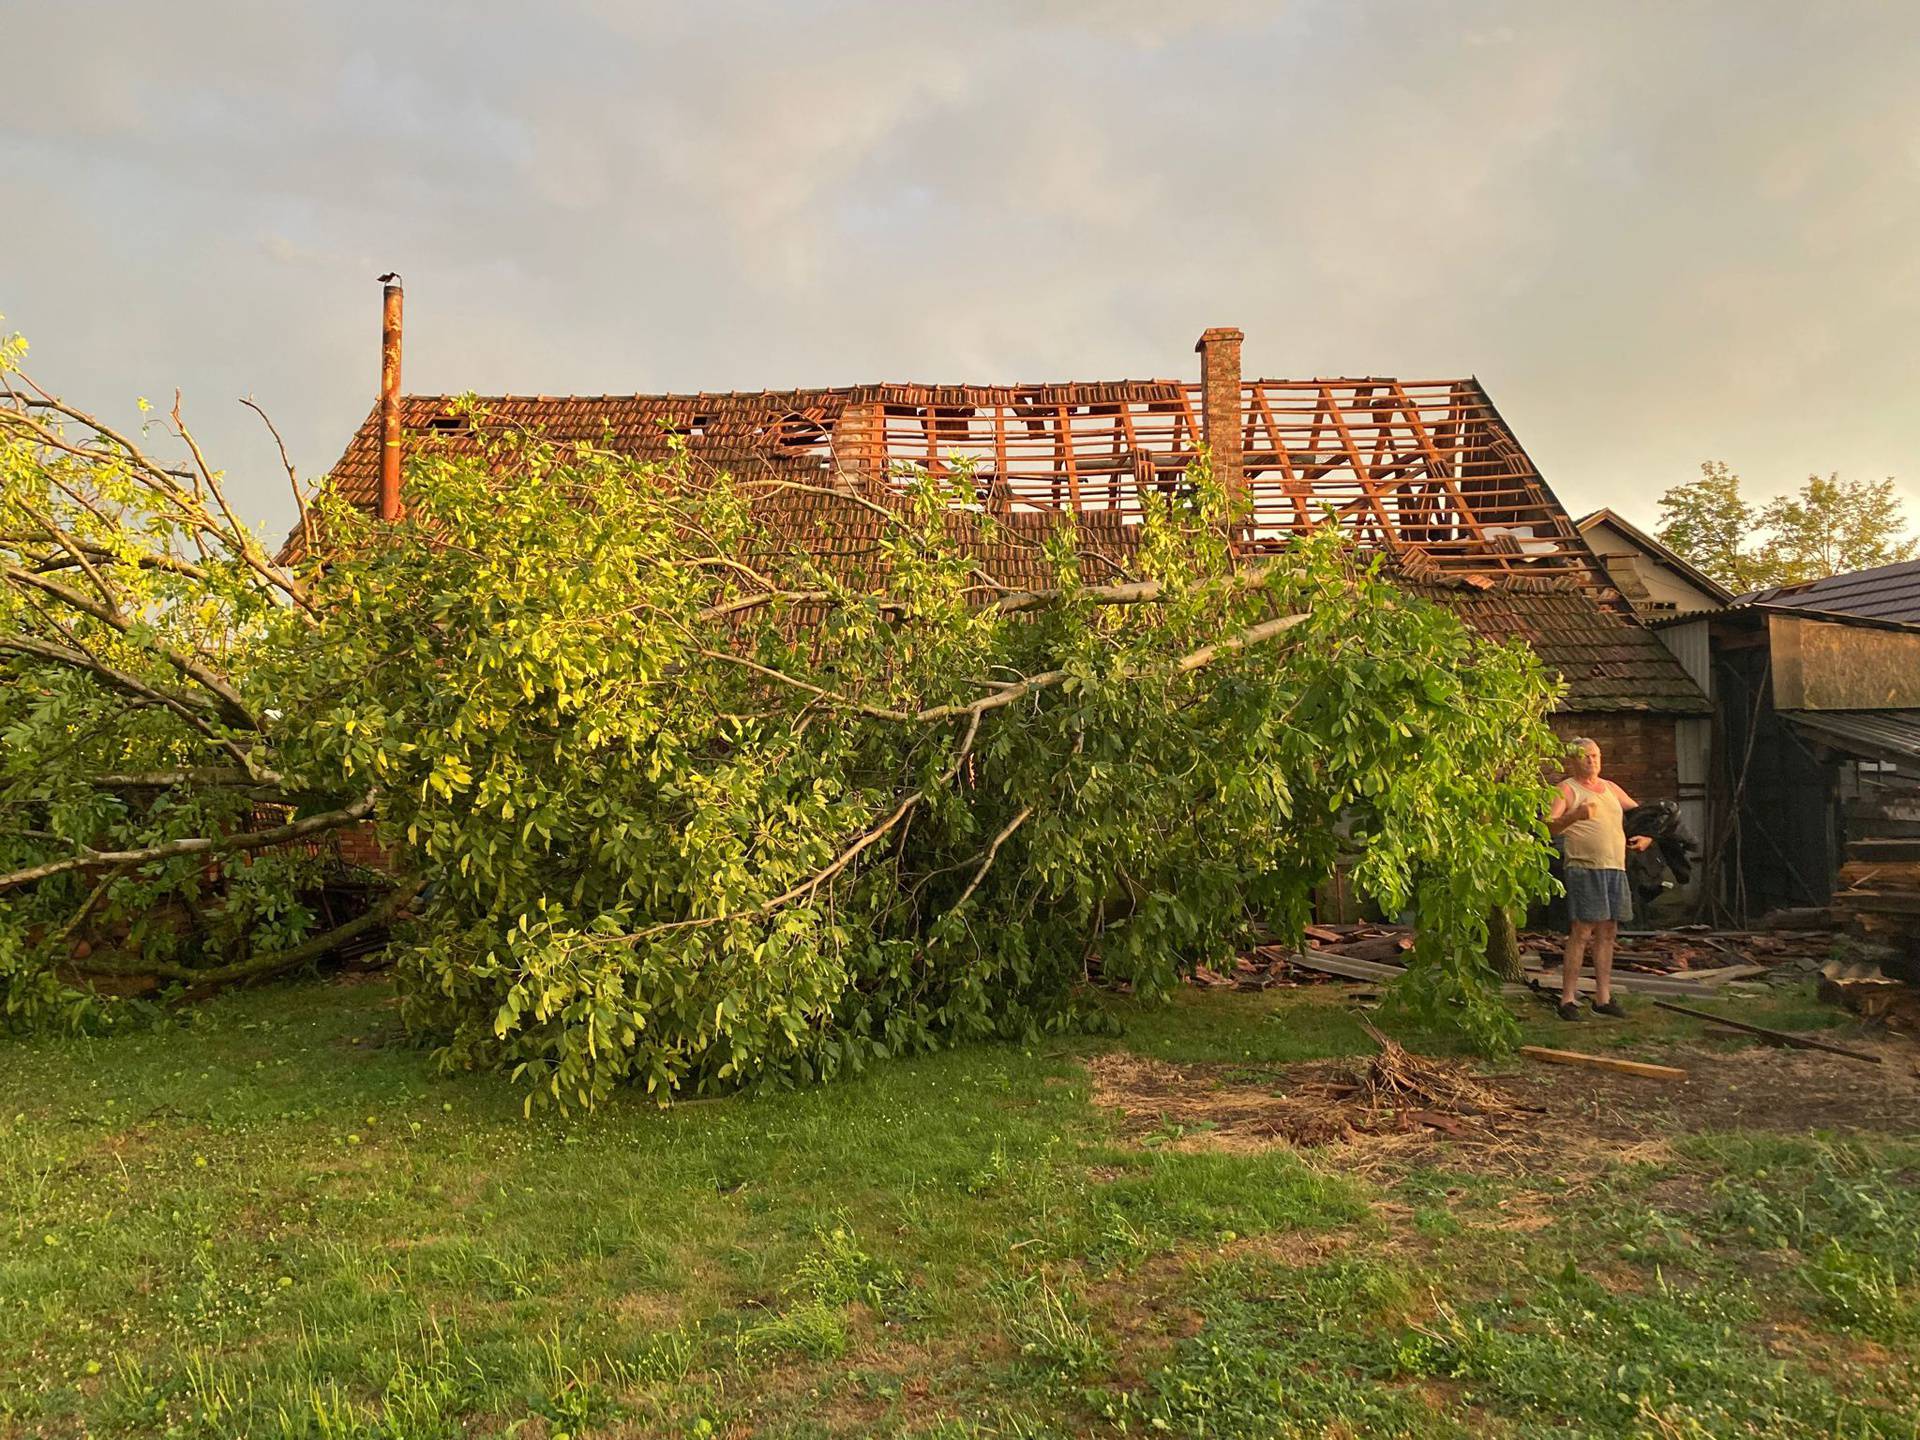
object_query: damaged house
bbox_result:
[299,294,1708,883]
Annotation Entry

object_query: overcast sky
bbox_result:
[6,1,1920,542]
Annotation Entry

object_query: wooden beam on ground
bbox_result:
[1661,964,1770,985]
[1648,1000,1884,1064]
[1519,1046,1688,1081]
[1287,948,1406,983]
[1282,948,1724,999]
[1835,890,1920,916]
[1523,968,1722,998]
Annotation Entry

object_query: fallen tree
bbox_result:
[2,339,1565,1106]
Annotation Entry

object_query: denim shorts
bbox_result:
[1565,865,1633,924]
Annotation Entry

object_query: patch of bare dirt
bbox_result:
[753,1331,1013,1436]
[1087,1050,1365,1150]
[1218,1227,1358,1269]
[1088,1025,1920,1180]
[1573,1031,1920,1137]
[1087,1030,1536,1161]
[1081,1262,1207,1388]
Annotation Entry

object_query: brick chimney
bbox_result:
[378,276,404,521]
[1194,326,1244,499]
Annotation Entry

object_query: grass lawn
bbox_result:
[4,977,1919,1438]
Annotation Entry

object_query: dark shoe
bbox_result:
[1591,999,1628,1018]
[1557,1001,1585,1021]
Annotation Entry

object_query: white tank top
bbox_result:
[1560,779,1626,870]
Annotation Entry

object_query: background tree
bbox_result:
[1654,461,1764,591]
[1656,461,1917,591]
[1759,473,1917,582]
[3,336,1566,1106]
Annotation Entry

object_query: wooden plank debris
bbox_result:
[1522,968,1721,998]
[1280,922,1843,981]
[1657,963,1769,985]
[1834,889,1920,916]
[1519,1046,1688,1081]
[1648,1000,1884,1064]
[1516,924,1831,979]
[1280,945,1725,997]
[1312,933,1410,964]
[1288,948,1407,984]
[1847,837,1920,862]
[1239,922,1851,997]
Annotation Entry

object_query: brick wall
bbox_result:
[334,822,394,871]
[1551,713,1679,803]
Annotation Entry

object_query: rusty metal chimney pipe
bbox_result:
[378,277,404,521]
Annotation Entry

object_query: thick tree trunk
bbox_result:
[1486,904,1523,982]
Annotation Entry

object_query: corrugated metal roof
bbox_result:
[1739,558,1920,624]
[1783,709,1920,763]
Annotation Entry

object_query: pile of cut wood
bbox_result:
[1833,779,1920,980]
[1194,923,1411,989]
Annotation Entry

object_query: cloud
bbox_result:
[3,0,1917,542]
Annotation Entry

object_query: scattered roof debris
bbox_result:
[1214,922,1844,997]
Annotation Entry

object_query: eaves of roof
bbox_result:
[1393,570,1710,716]
[1648,601,1920,637]
[1782,708,1920,765]
[1575,508,1736,604]
[1735,557,1920,626]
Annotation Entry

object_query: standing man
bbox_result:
[1546,738,1653,1021]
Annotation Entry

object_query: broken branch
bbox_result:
[0,792,377,892]
[73,876,423,988]
[946,804,1035,915]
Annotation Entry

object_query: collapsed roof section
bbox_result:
[296,322,1704,713]
[302,367,1610,595]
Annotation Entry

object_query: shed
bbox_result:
[1652,602,1920,953]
